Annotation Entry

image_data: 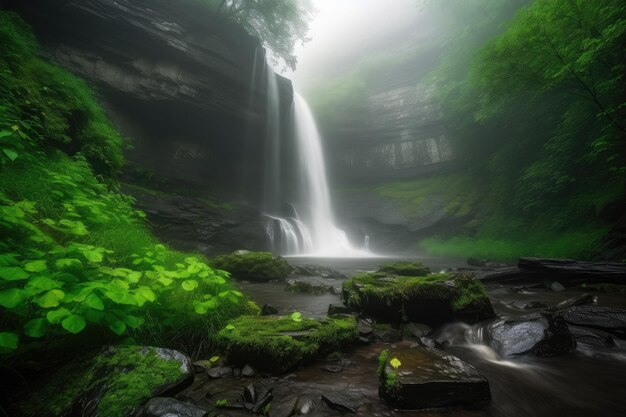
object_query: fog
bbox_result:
[287,0,426,90]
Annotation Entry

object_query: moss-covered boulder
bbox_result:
[210,251,292,281]
[342,266,494,326]
[378,261,430,276]
[15,346,192,417]
[218,315,358,373]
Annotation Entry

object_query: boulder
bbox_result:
[342,268,494,326]
[217,315,358,373]
[555,306,626,338]
[285,278,337,295]
[489,314,576,357]
[14,346,192,417]
[139,397,207,417]
[210,251,292,281]
[293,264,347,279]
[327,304,352,316]
[261,304,280,316]
[378,346,490,409]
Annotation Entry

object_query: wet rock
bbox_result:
[569,325,615,350]
[505,300,548,310]
[295,396,318,414]
[373,325,403,343]
[241,364,256,377]
[232,368,241,378]
[489,314,576,357]
[327,304,352,316]
[550,282,565,292]
[139,397,207,417]
[343,268,494,326]
[293,264,347,279]
[404,323,432,338]
[210,251,292,281]
[218,315,358,373]
[13,346,193,417]
[322,392,367,413]
[549,293,597,311]
[261,304,280,316]
[208,366,233,379]
[321,365,343,373]
[285,278,335,295]
[378,345,490,409]
[555,306,626,338]
[357,319,373,337]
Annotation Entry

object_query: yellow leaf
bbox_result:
[390,357,401,369]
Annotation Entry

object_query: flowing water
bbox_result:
[261,63,366,256]
[232,257,626,417]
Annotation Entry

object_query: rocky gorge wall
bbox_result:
[2,0,294,255]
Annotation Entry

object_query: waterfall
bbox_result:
[261,61,367,256]
[364,234,370,251]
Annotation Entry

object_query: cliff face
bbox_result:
[2,0,294,255]
[3,0,292,194]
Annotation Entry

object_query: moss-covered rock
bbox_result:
[210,251,292,281]
[378,261,430,276]
[342,267,494,326]
[15,346,192,417]
[218,315,358,373]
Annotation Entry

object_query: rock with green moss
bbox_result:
[15,346,192,417]
[218,315,358,373]
[378,261,430,276]
[210,251,292,281]
[342,267,494,326]
[378,346,490,409]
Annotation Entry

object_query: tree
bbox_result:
[210,0,312,71]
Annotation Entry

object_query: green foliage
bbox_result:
[202,0,312,71]
[0,12,246,359]
[0,11,123,176]
[218,315,358,373]
[378,262,430,277]
[418,0,626,259]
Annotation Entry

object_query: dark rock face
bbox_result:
[555,306,626,339]
[140,397,208,417]
[4,0,293,194]
[379,345,490,410]
[489,314,576,357]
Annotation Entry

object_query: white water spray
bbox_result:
[261,62,369,256]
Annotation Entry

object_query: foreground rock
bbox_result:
[378,346,490,409]
[139,397,207,417]
[218,315,358,373]
[489,314,576,357]
[210,251,292,281]
[342,262,494,326]
[14,346,192,417]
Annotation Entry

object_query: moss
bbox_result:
[581,283,626,294]
[218,315,358,373]
[343,266,493,325]
[210,251,292,281]
[18,346,186,417]
[378,261,430,277]
[377,349,400,400]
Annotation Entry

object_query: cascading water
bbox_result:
[261,60,368,256]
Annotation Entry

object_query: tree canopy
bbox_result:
[207,0,313,71]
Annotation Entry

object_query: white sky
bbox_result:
[284,0,421,90]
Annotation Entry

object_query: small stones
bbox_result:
[208,366,232,379]
[550,282,565,292]
[241,364,256,377]
[404,322,432,338]
[139,397,207,417]
[322,392,367,413]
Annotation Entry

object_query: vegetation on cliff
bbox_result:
[0,12,246,361]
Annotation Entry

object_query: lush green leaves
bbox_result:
[62,314,86,334]
[0,332,18,350]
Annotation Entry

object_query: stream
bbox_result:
[211,256,626,417]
